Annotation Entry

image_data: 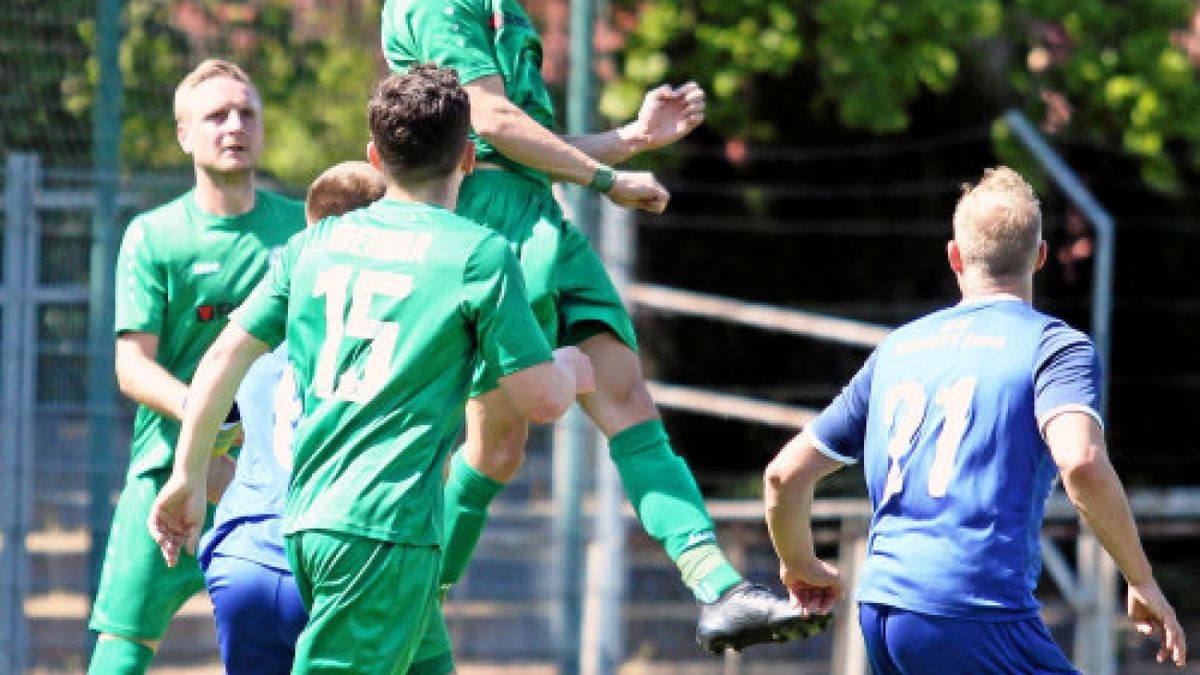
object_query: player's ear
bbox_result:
[1033,240,1048,272]
[177,120,192,155]
[366,141,383,171]
[460,142,476,175]
[947,240,964,274]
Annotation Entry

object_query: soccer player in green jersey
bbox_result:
[382,0,819,655]
[148,65,595,674]
[87,58,305,674]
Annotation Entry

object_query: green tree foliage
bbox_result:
[67,0,383,186]
[0,0,96,162]
[607,0,1199,187]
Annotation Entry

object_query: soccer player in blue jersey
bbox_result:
[763,167,1187,672]
[198,161,385,674]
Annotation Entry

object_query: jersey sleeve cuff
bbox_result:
[115,320,161,337]
[1038,403,1104,436]
[497,350,554,378]
[805,427,858,465]
[230,310,283,348]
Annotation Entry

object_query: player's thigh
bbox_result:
[89,469,206,640]
[861,603,1079,674]
[554,221,638,351]
[407,605,455,675]
[457,170,559,344]
[206,555,307,675]
[291,531,440,675]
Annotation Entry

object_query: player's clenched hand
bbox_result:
[629,82,706,151]
[147,473,207,568]
[553,346,595,395]
[608,171,669,214]
[1128,581,1187,668]
[781,557,842,616]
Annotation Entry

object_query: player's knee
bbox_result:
[473,435,526,482]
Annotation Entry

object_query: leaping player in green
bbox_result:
[382,0,826,664]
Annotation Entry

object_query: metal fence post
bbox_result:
[86,0,124,636]
[1,151,39,675]
[831,516,869,675]
[1004,110,1119,675]
[581,201,633,675]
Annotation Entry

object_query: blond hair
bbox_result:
[173,58,256,123]
[952,167,1042,279]
[305,161,387,225]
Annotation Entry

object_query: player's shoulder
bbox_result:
[253,189,306,224]
[255,188,303,212]
[120,191,197,258]
[128,190,193,231]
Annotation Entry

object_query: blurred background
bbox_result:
[3,0,1200,673]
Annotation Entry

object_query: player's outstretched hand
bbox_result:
[147,473,207,568]
[553,346,595,395]
[1128,580,1187,668]
[781,557,842,616]
[630,81,706,151]
[608,171,669,214]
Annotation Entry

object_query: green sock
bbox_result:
[87,636,154,675]
[609,419,742,603]
[439,450,506,586]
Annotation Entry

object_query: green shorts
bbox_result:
[287,530,440,675]
[459,169,638,395]
[88,467,208,640]
[407,606,455,675]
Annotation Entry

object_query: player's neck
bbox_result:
[193,169,256,216]
[959,277,1032,304]
[384,180,456,210]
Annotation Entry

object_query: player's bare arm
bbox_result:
[117,331,243,504]
[564,81,707,163]
[148,323,269,566]
[464,75,669,213]
[763,430,844,614]
[1045,411,1188,668]
[498,346,595,425]
[115,332,190,420]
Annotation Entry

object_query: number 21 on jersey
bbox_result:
[881,376,977,502]
[312,265,413,404]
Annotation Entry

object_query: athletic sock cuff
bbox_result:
[609,419,669,458]
[87,636,154,675]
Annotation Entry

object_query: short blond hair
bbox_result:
[952,167,1042,278]
[174,58,256,122]
[305,161,387,225]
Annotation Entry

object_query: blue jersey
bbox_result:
[200,343,298,572]
[809,297,1100,619]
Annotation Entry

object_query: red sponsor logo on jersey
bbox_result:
[197,305,216,322]
[489,12,502,30]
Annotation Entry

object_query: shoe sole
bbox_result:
[698,613,832,654]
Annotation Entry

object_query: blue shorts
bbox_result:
[205,554,308,675]
[858,602,1080,675]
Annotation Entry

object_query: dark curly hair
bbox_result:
[367,64,471,185]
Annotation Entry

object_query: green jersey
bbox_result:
[115,189,304,476]
[382,0,555,187]
[232,199,553,545]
